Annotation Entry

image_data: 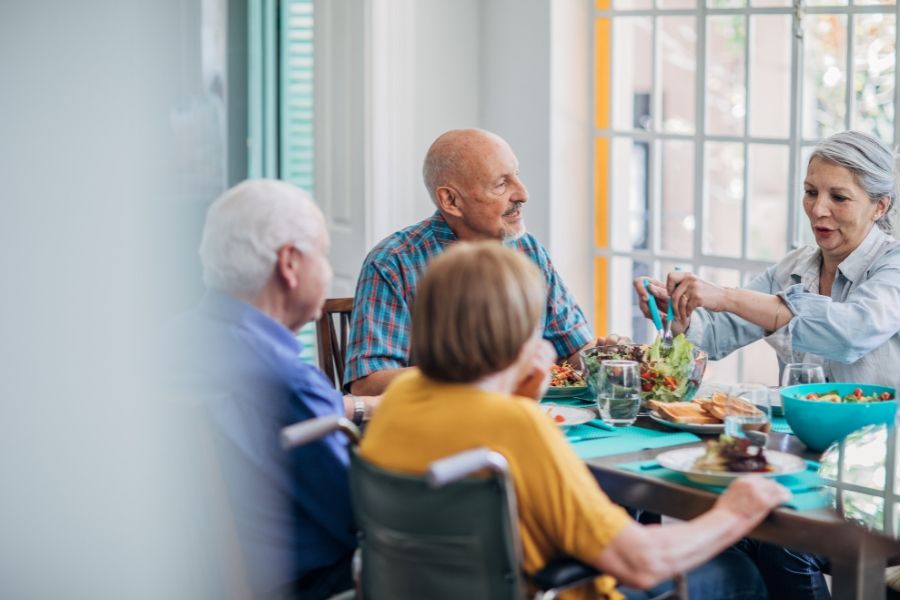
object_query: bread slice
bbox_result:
[703,392,763,421]
[651,401,721,424]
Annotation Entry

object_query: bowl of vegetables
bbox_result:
[781,383,897,452]
[580,335,707,406]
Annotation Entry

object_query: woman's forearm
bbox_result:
[719,287,793,333]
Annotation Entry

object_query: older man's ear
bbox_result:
[435,186,463,218]
[275,244,300,289]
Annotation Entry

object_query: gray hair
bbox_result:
[199,179,326,295]
[809,130,899,233]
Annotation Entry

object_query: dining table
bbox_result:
[577,416,900,600]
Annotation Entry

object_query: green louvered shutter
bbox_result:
[280,0,317,364]
[249,0,318,365]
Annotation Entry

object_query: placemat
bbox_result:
[771,416,793,434]
[617,459,831,511]
[566,423,701,459]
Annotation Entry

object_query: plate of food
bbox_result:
[543,362,590,400]
[656,436,806,485]
[647,393,770,435]
[542,403,595,427]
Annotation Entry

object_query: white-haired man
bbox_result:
[170,180,377,600]
[345,128,621,396]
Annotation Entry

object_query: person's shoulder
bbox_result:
[363,216,437,267]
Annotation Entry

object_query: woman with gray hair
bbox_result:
[638,129,900,391]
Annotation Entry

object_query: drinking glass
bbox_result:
[781,363,826,387]
[725,383,771,444]
[597,360,641,426]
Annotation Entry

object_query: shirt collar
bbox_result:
[430,211,459,246]
[837,226,889,284]
[199,289,302,355]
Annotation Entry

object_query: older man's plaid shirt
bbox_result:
[343,212,593,388]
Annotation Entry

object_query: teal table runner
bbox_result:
[771,416,792,434]
[565,421,701,459]
[617,459,831,511]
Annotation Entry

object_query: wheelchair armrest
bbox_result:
[531,556,600,591]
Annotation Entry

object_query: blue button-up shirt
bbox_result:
[687,226,900,387]
[168,291,355,596]
[344,212,593,387]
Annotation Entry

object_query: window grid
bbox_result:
[592,0,899,383]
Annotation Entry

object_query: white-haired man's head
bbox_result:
[199,180,331,325]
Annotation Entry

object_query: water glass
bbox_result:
[596,360,641,426]
[725,383,771,443]
[781,363,826,387]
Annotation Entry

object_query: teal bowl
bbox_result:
[781,383,897,452]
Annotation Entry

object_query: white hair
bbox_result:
[810,130,900,233]
[199,179,325,295]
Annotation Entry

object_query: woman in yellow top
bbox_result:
[359,242,788,599]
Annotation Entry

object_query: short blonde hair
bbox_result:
[411,242,546,383]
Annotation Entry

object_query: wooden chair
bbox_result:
[316,297,354,390]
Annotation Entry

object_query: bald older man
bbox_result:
[345,128,611,396]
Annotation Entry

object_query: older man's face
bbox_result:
[449,134,529,241]
[290,227,333,329]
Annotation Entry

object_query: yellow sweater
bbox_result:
[359,370,631,600]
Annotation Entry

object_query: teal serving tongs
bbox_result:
[642,278,665,341]
[661,266,681,348]
[644,274,676,349]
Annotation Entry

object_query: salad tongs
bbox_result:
[642,278,665,342]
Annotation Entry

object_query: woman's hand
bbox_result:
[633,276,690,334]
[667,271,730,322]
[513,339,557,400]
[632,276,668,320]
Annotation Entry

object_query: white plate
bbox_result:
[542,403,595,427]
[648,410,724,434]
[656,446,806,485]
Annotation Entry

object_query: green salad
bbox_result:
[802,388,894,403]
[582,334,699,403]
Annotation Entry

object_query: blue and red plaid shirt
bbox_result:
[344,212,593,387]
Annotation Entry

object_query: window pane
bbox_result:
[660,140,695,256]
[706,16,747,136]
[618,258,653,343]
[741,339,779,384]
[855,0,893,7]
[843,491,884,532]
[659,0,695,9]
[747,144,789,261]
[853,14,896,140]
[803,15,848,139]
[708,0,745,9]
[615,0,652,9]
[806,0,847,7]
[610,138,650,251]
[751,0,790,8]
[703,142,744,257]
[613,18,654,131]
[749,16,791,139]
[660,17,696,133]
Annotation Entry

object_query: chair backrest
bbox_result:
[316,297,354,389]
[349,452,523,600]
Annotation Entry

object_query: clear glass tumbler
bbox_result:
[725,383,772,444]
[781,363,826,387]
[597,360,641,427]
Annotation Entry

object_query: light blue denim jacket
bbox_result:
[686,226,900,387]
